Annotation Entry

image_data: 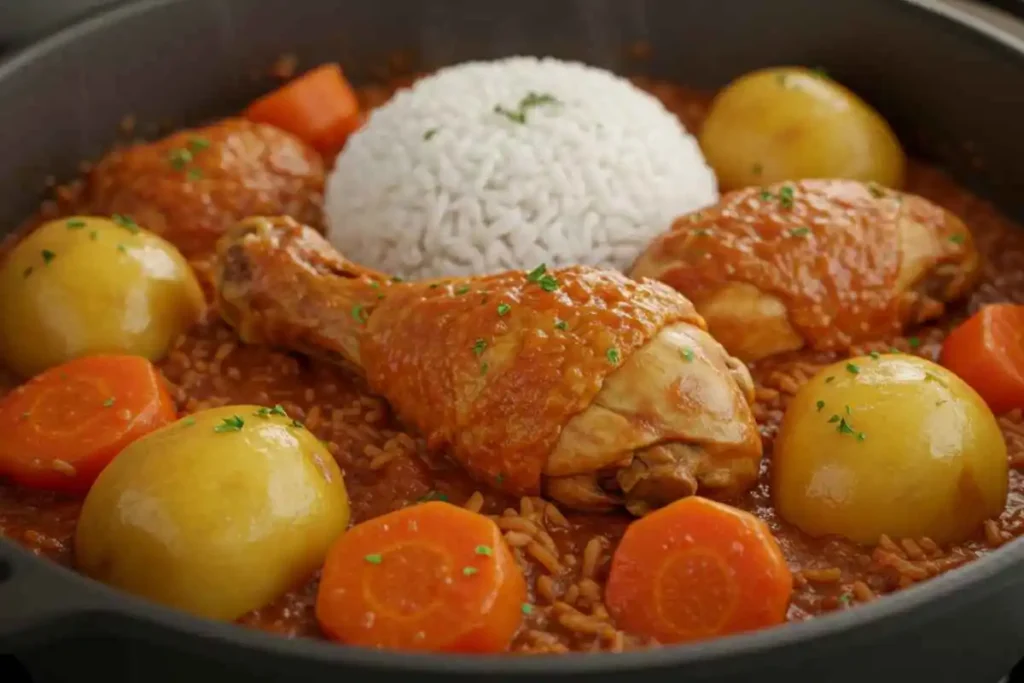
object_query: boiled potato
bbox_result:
[0,216,205,378]
[772,354,1007,545]
[75,405,350,621]
[700,67,906,191]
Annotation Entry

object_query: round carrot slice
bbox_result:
[940,303,1024,414]
[315,501,527,653]
[605,496,792,644]
[0,355,177,493]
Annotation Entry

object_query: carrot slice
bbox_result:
[315,501,527,653]
[605,497,792,644]
[940,304,1024,414]
[0,355,177,493]
[245,63,362,157]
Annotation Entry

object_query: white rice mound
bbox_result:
[325,56,718,280]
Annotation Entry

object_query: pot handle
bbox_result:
[0,541,109,645]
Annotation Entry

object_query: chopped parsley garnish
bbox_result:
[454,285,471,295]
[526,264,547,283]
[182,417,196,426]
[788,227,811,237]
[117,244,128,254]
[103,397,116,407]
[521,603,534,615]
[538,274,559,292]
[838,592,853,605]
[811,66,830,79]
[778,184,796,209]
[463,566,478,576]
[423,128,438,141]
[606,348,621,365]
[494,91,560,124]
[364,553,383,564]
[831,415,866,440]
[254,404,288,418]
[681,348,695,362]
[845,362,860,375]
[41,249,56,265]
[949,234,966,244]
[554,319,568,331]
[495,473,504,485]
[187,168,204,181]
[475,545,493,556]
[111,213,140,234]
[869,351,881,360]
[472,339,487,356]
[213,415,244,433]
[417,490,449,503]
[908,336,921,348]
[760,189,774,201]
[66,218,86,229]
[167,147,193,170]
[351,304,367,323]
[480,361,489,376]
[188,136,211,151]
[290,419,304,429]
[867,183,885,198]
[752,162,763,176]
[816,400,825,412]
[924,372,947,386]
[497,303,511,316]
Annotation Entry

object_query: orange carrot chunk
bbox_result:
[605,496,792,644]
[315,501,527,653]
[0,355,177,493]
[245,63,362,157]
[940,303,1024,414]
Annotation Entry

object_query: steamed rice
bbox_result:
[325,56,718,280]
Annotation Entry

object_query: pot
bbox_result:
[0,1,1023,681]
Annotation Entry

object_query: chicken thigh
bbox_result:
[630,180,981,361]
[215,216,761,515]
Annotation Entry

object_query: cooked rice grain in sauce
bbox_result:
[1,77,1023,654]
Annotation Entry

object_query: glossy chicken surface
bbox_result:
[630,179,981,361]
[215,217,761,514]
[84,119,325,262]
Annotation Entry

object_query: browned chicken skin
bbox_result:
[215,216,762,515]
[630,179,981,362]
[84,119,325,262]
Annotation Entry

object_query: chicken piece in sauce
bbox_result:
[630,179,981,362]
[214,216,762,516]
[84,118,325,262]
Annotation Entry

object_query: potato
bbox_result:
[0,216,205,378]
[772,354,1007,545]
[700,67,906,191]
[75,405,350,621]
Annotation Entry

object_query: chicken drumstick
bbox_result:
[215,217,762,516]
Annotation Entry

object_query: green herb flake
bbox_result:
[472,338,487,356]
[418,490,449,503]
[869,351,881,360]
[494,92,560,124]
[182,417,197,426]
[606,348,621,365]
[111,213,140,234]
[816,400,825,412]
[497,303,511,316]
[364,553,383,565]
[908,336,921,348]
[41,249,56,265]
[924,372,947,387]
[103,397,116,408]
[845,362,860,375]
[949,234,966,245]
[760,189,774,201]
[681,348,695,362]
[352,304,367,323]
[290,419,304,429]
[828,414,841,424]
[838,592,853,605]
[538,274,559,292]
[867,183,885,199]
[213,415,244,433]
[117,244,128,254]
[475,545,493,557]
[812,66,830,79]
[167,147,193,170]
[454,285,471,295]
[187,168,204,181]
[788,226,811,237]
[480,361,489,376]
[554,319,568,331]
[423,128,438,141]
[778,184,796,209]
[462,566,479,576]
[66,218,86,229]
[494,105,526,124]
[526,264,547,283]
[188,136,211,152]
[834,416,866,441]
[495,473,504,485]
[521,603,534,615]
